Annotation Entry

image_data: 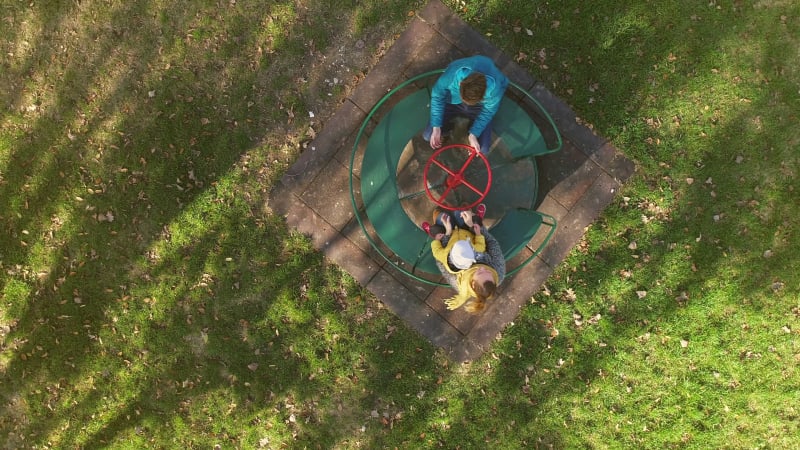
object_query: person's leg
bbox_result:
[467,209,484,227]
[427,223,445,237]
[426,209,447,238]
[458,104,492,154]
[441,103,460,135]
[452,209,469,229]
[469,209,484,227]
[424,104,459,143]
[476,203,486,221]
[433,209,457,227]
[451,207,483,229]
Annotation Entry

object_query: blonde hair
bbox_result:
[464,276,496,313]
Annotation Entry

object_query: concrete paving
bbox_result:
[269,0,634,362]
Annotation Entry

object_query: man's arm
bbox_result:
[429,70,455,128]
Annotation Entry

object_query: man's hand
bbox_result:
[468,133,481,153]
[430,127,443,149]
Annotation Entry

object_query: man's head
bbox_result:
[460,72,487,105]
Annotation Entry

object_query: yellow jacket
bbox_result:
[431,228,486,274]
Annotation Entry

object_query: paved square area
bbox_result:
[269,0,634,362]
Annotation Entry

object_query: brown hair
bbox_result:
[460,73,486,105]
[464,276,496,313]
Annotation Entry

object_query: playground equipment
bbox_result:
[349,69,562,286]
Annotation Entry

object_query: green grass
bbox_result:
[1,0,798,448]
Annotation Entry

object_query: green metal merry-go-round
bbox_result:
[349,69,562,286]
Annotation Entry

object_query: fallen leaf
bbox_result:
[247,363,258,371]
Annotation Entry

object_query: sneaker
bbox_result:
[422,222,431,235]
[476,203,486,219]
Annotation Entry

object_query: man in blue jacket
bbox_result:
[423,55,509,155]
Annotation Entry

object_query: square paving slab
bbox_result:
[269,0,634,362]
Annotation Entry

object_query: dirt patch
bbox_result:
[300,28,397,132]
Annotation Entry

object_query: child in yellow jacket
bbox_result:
[426,205,505,313]
[430,210,486,273]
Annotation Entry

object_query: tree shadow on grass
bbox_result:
[0,0,436,447]
[2,0,798,448]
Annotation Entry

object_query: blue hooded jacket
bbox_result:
[429,55,509,137]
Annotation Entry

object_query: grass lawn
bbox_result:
[1,0,798,448]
